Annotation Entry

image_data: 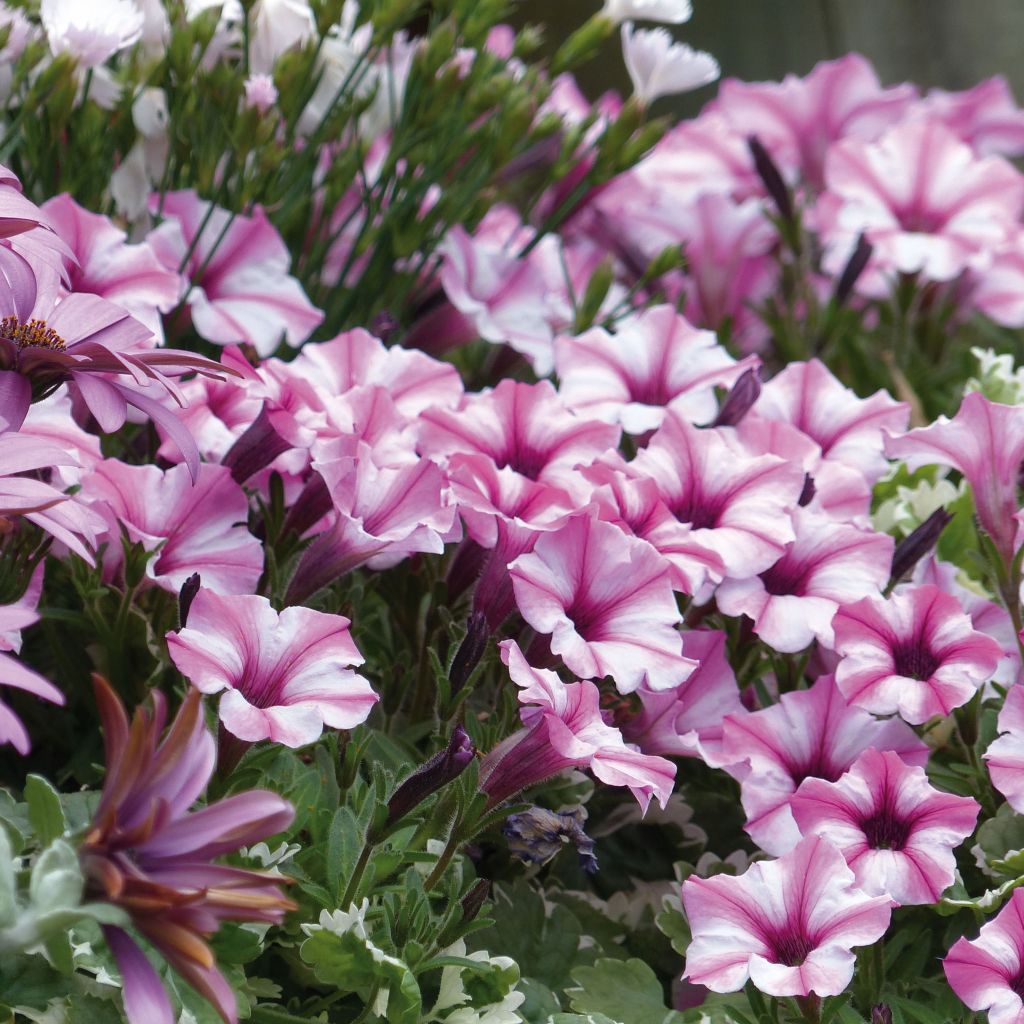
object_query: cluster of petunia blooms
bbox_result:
[10,4,1024,1024]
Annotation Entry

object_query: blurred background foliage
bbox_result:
[512,0,1024,112]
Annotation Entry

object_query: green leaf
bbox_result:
[654,903,690,957]
[25,775,66,848]
[0,954,71,1010]
[65,992,119,1023]
[326,807,363,901]
[568,958,685,1024]
[29,839,83,913]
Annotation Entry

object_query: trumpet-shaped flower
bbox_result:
[83,459,263,595]
[682,834,892,996]
[755,360,908,484]
[621,24,719,106]
[886,391,1024,562]
[619,629,744,766]
[478,640,675,812]
[148,190,323,356]
[82,677,295,1024]
[720,674,928,855]
[790,748,979,905]
[918,76,1024,158]
[554,304,757,433]
[167,589,377,747]
[41,193,183,339]
[631,410,805,592]
[984,686,1024,813]
[716,509,894,653]
[832,584,1002,724]
[945,889,1024,1024]
[818,120,1024,290]
[508,514,695,693]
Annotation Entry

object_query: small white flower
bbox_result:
[40,0,144,67]
[601,0,693,24]
[301,899,371,939]
[248,0,317,75]
[621,22,718,105]
[965,346,1024,405]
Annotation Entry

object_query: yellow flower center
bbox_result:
[0,315,66,351]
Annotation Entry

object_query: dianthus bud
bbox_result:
[385,726,475,828]
[890,507,952,584]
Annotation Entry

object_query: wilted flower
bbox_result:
[82,676,295,1024]
[504,806,598,873]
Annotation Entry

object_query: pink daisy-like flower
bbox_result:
[945,888,1024,1024]
[619,629,744,766]
[682,834,892,997]
[720,674,929,855]
[885,390,1024,563]
[167,589,377,748]
[832,584,1002,724]
[83,459,263,595]
[716,508,894,654]
[755,359,909,484]
[508,514,695,693]
[984,686,1024,813]
[0,583,64,755]
[817,120,1024,291]
[553,304,757,433]
[630,410,805,593]
[478,640,675,812]
[148,190,323,356]
[791,748,979,905]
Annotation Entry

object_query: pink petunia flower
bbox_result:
[478,640,675,812]
[720,674,929,855]
[508,514,695,693]
[682,834,893,997]
[817,120,1024,292]
[832,584,1003,724]
[916,76,1024,158]
[0,581,64,755]
[41,193,183,340]
[755,359,908,484]
[629,410,805,593]
[286,442,456,604]
[619,629,744,766]
[82,677,295,1024]
[167,588,377,748]
[984,686,1024,813]
[708,53,917,188]
[83,459,263,595]
[553,304,758,433]
[418,379,619,493]
[790,748,979,905]
[945,888,1024,1024]
[716,508,894,653]
[148,189,323,356]
[885,390,1024,563]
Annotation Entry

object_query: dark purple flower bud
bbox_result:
[871,1005,893,1024]
[449,611,491,695]
[386,726,475,827]
[712,367,762,427]
[798,473,816,507]
[281,471,332,540]
[833,233,873,308]
[370,309,400,343]
[177,572,201,630]
[890,508,952,584]
[503,806,598,873]
[223,405,291,484]
[747,135,793,223]
[459,878,491,924]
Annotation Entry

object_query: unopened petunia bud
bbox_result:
[747,135,793,223]
[871,1005,893,1024]
[798,473,816,507]
[890,507,952,584]
[459,878,491,924]
[712,367,762,427]
[385,726,475,828]
[833,233,873,308]
[223,406,291,484]
[177,573,201,630]
[449,612,491,695]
